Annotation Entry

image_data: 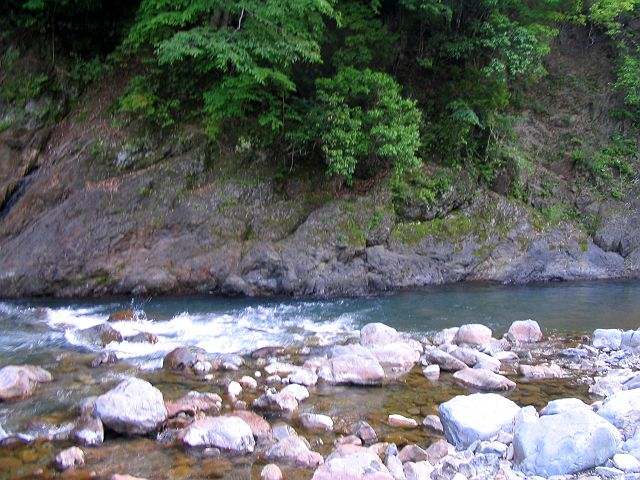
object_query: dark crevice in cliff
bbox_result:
[0,167,38,221]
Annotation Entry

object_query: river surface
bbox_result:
[0,280,639,479]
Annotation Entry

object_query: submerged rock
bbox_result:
[439,393,520,448]
[72,414,104,447]
[78,324,123,346]
[180,416,255,454]
[162,346,210,375]
[453,368,516,391]
[301,413,334,432]
[0,364,52,401]
[351,420,377,445]
[108,309,136,322]
[514,408,621,476]
[94,378,167,435]
[90,351,118,368]
[317,345,386,385]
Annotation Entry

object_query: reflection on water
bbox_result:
[0,280,638,479]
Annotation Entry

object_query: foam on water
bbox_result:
[43,302,358,367]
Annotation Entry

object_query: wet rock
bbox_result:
[108,309,136,322]
[94,378,167,435]
[506,320,543,343]
[266,435,323,467]
[287,368,318,386]
[180,416,255,454]
[111,476,149,480]
[228,410,272,441]
[423,347,467,372]
[0,365,52,400]
[163,346,210,375]
[540,398,591,416]
[476,440,507,456]
[454,324,492,347]
[423,415,443,433]
[317,346,386,385]
[72,414,104,447]
[519,364,565,379]
[54,446,84,471]
[360,323,402,346]
[312,444,392,479]
[424,439,452,463]
[612,453,640,472]
[227,381,242,398]
[78,324,123,346]
[272,423,297,441]
[251,346,285,359]
[598,389,640,439]
[90,351,118,368]
[165,391,222,418]
[127,332,158,344]
[281,383,309,402]
[593,329,623,350]
[422,365,440,380]
[514,408,621,476]
[439,393,521,448]
[388,414,418,428]
[261,464,283,480]
[386,454,406,480]
[493,351,518,362]
[351,420,377,445]
[404,461,434,480]
[301,413,333,432]
[453,368,516,391]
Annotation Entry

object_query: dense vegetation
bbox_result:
[1,0,639,191]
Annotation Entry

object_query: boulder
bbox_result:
[593,329,623,350]
[162,346,210,375]
[351,420,377,445]
[398,444,429,463]
[251,346,286,359]
[519,364,565,379]
[165,391,222,418]
[423,348,467,372]
[227,410,272,441]
[72,414,104,446]
[453,368,516,391]
[454,324,492,346]
[281,383,309,401]
[261,464,283,480]
[266,435,323,467]
[0,365,52,401]
[506,320,543,343]
[287,368,318,386]
[90,351,118,368]
[127,332,159,344]
[432,328,458,346]
[598,389,640,439]
[439,393,521,448]
[254,389,299,414]
[108,309,136,322]
[318,346,386,385]
[386,454,405,480]
[180,416,255,453]
[360,323,402,346]
[514,408,621,476]
[78,324,123,346]
[227,381,242,398]
[301,413,333,432]
[422,415,443,433]
[540,398,591,416]
[613,453,640,472]
[370,342,420,379]
[239,376,258,389]
[54,446,85,471]
[423,439,453,463]
[311,444,393,480]
[403,461,434,480]
[422,365,440,381]
[94,378,167,435]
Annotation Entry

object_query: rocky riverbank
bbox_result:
[2,314,640,479]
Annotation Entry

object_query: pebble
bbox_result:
[239,376,258,389]
[54,446,84,471]
[261,464,283,480]
[423,415,443,433]
[388,414,418,428]
[423,364,440,380]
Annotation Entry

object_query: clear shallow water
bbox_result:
[0,281,639,479]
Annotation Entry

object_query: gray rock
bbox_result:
[72,414,104,446]
[507,320,543,343]
[77,324,123,347]
[514,408,621,476]
[422,364,440,380]
[301,413,333,432]
[360,322,402,346]
[90,351,118,368]
[287,368,318,386]
[351,420,377,444]
[266,435,323,467]
[454,324,492,346]
[261,464,283,480]
[317,346,386,385]
[404,461,434,480]
[613,453,640,472]
[432,328,459,346]
[540,398,591,416]
[519,364,565,379]
[94,378,167,435]
[423,347,467,372]
[423,415,443,433]
[439,393,521,448]
[370,342,420,379]
[386,454,406,480]
[593,329,623,350]
[180,416,255,454]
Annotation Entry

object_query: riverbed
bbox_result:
[0,280,638,479]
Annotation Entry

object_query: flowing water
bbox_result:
[0,280,639,479]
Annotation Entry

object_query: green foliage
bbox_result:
[0,47,49,105]
[312,68,421,183]
[118,75,178,128]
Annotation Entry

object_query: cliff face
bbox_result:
[1,28,639,299]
